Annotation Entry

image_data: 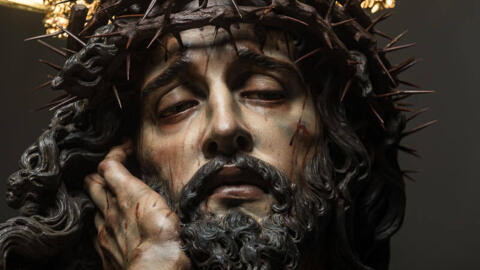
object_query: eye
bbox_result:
[158,100,199,118]
[240,90,286,101]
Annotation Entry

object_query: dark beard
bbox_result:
[174,154,325,270]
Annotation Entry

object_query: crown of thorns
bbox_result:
[26,0,435,160]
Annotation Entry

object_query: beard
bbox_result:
[141,154,329,270]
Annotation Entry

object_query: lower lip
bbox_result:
[212,185,265,200]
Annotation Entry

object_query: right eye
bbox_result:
[157,100,199,118]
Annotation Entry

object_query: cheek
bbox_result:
[139,121,205,198]
[250,104,320,183]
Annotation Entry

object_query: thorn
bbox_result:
[33,80,53,91]
[407,107,430,122]
[62,47,77,54]
[112,85,123,109]
[391,58,422,75]
[368,102,385,130]
[398,145,421,158]
[295,48,322,64]
[224,26,239,54]
[36,40,67,58]
[48,96,79,111]
[147,29,162,49]
[323,32,333,49]
[398,80,421,89]
[141,0,158,22]
[373,29,393,40]
[340,77,353,103]
[279,15,309,26]
[366,12,393,32]
[39,59,62,70]
[381,43,416,53]
[115,14,144,19]
[375,90,435,98]
[395,106,414,112]
[402,120,438,137]
[331,18,355,27]
[389,57,415,73]
[126,35,134,49]
[231,0,243,18]
[386,30,408,49]
[326,0,336,22]
[375,54,396,86]
[126,53,131,81]
[54,0,70,5]
[24,31,63,41]
[58,25,86,47]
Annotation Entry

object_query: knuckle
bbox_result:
[98,159,118,173]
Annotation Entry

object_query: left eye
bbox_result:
[240,90,286,101]
[158,100,199,118]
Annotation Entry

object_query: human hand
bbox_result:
[84,141,191,270]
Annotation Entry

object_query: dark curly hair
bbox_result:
[0,0,430,269]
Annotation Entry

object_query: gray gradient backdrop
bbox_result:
[0,1,479,269]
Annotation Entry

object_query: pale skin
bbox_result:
[84,24,322,270]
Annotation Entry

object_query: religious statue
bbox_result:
[0,0,435,269]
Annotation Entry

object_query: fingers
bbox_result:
[97,140,149,196]
[84,173,108,211]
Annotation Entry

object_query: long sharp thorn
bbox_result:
[375,54,396,86]
[368,102,385,129]
[55,0,70,5]
[39,59,62,71]
[126,53,131,81]
[62,47,77,54]
[386,30,408,49]
[295,48,321,64]
[147,29,162,49]
[24,31,63,41]
[373,29,393,40]
[389,58,415,73]
[280,15,309,26]
[126,35,134,49]
[33,80,53,91]
[402,120,438,137]
[340,78,353,103]
[112,85,123,109]
[375,90,435,98]
[37,40,67,58]
[58,25,86,47]
[398,145,421,158]
[49,96,79,111]
[381,43,416,53]
[393,58,422,74]
[395,106,414,112]
[407,107,430,122]
[331,18,355,27]
[231,0,243,18]
[326,0,336,22]
[366,12,393,32]
[398,80,421,89]
[323,32,333,49]
[115,14,144,19]
[225,26,238,54]
[141,0,158,22]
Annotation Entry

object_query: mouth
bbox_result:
[205,164,271,208]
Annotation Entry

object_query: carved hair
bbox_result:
[1,0,411,269]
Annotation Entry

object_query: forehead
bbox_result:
[142,24,294,85]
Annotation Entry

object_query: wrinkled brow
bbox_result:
[142,55,190,97]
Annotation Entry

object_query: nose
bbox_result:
[201,88,253,158]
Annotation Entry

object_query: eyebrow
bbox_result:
[142,54,190,96]
[142,47,302,97]
[236,48,302,77]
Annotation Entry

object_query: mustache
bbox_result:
[178,154,294,222]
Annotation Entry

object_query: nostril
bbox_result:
[207,141,218,155]
[236,135,251,151]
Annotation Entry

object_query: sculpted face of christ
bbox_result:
[85,24,325,270]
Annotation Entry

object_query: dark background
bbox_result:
[0,1,479,269]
